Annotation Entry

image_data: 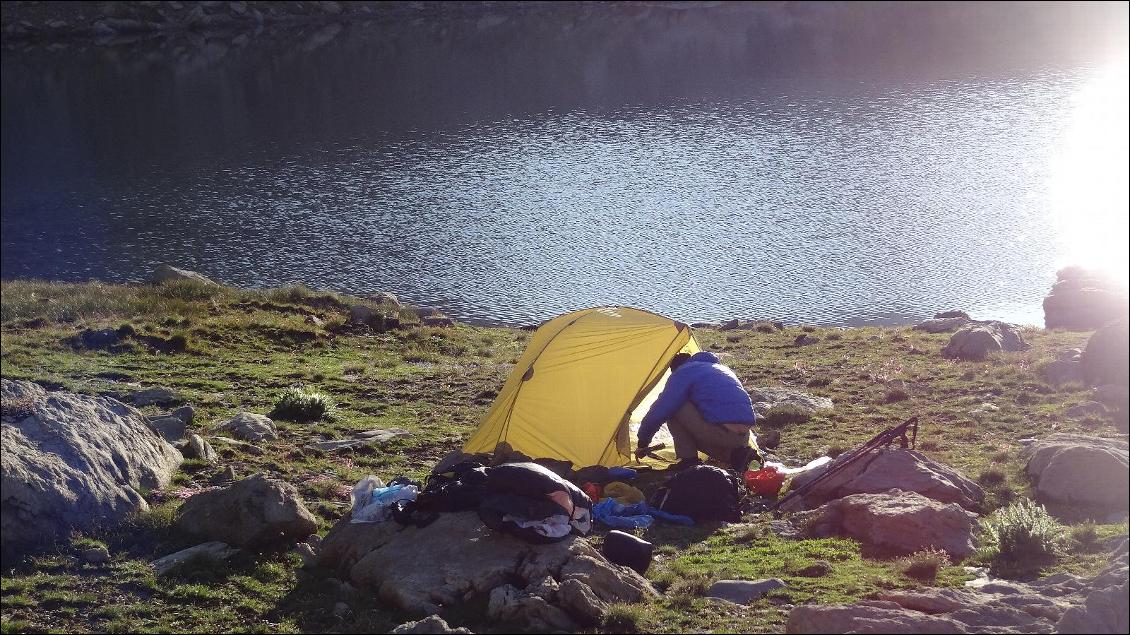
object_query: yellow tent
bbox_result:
[464,307,700,467]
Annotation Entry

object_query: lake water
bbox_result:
[2,3,1127,326]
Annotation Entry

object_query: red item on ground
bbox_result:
[581,482,604,502]
[744,467,786,497]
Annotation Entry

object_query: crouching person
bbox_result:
[635,351,759,471]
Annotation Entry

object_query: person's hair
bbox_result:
[669,352,692,372]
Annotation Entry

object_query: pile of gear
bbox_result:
[349,443,759,551]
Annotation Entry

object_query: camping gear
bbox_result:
[773,416,920,512]
[603,481,645,504]
[608,466,638,480]
[351,477,419,523]
[581,482,603,502]
[416,463,489,513]
[652,464,742,522]
[601,530,655,574]
[477,462,594,543]
[592,498,694,529]
[744,466,786,497]
[463,307,700,467]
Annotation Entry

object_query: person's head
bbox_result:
[669,352,692,372]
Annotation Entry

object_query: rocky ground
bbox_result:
[0,273,1127,633]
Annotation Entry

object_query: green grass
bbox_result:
[2,281,1125,634]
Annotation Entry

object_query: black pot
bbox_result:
[601,530,653,574]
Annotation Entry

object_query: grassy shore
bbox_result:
[0,280,1125,634]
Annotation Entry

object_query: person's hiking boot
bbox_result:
[730,446,759,472]
[670,458,701,472]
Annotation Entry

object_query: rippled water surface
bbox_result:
[3,4,1127,325]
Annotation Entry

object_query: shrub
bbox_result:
[761,404,813,427]
[270,387,336,422]
[898,547,951,581]
[602,602,645,633]
[977,468,1007,487]
[980,499,1063,578]
[1068,523,1101,553]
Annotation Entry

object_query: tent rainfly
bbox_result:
[464,306,700,467]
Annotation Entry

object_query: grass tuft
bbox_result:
[269,386,336,422]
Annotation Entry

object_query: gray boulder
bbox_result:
[220,412,278,442]
[151,263,217,285]
[488,584,576,631]
[1,380,181,563]
[913,316,972,333]
[791,489,979,558]
[347,305,400,332]
[422,315,455,328]
[1081,320,1128,387]
[147,406,194,442]
[748,386,833,418]
[366,291,402,307]
[1092,385,1129,411]
[787,540,1128,634]
[318,511,655,618]
[1024,434,1128,510]
[942,322,1028,360]
[1045,360,1084,387]
[391,615,473,634]
[781,448,984,512]
[1043,267,1128,331]
[705,578,786,604]
[173,474,317,548]
[183,434,217,463]
[151,541,239,577]
[130,387,181,407]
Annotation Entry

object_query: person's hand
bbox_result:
[634,446,648,461]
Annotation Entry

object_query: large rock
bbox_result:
[781,448,984,512]
[151,541,239,577]
[1043,267,1128,331]
[390,615,473,634]
[942,321,1028,360]
[146,406,194,442]
[705,578,787,604]
[1,380,182,563]
[787,540,1128,634]
[1024,434,1129,510]
[1081,320,1128,387]
[220,412,278,442]
[913,316,972,333]
[748,386,833,417]
[318,511,656,618]
[173,474,317,548]
[791,489,978,558]
[151,263,217,285]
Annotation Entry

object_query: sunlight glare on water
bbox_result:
[1049,54,1130,289]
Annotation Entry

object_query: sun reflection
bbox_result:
[1049,53,1130,288]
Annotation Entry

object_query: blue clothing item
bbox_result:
[592,498,695,529]
[637,351,756,447]
[607,467,638,481]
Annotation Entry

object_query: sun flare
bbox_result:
[1049,53,1130,288]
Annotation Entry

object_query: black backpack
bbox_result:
[652,465,742,522]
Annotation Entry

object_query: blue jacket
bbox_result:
[637,351,755,446]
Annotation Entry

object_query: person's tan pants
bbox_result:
[667,401,751,462]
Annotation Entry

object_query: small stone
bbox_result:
[705,578,787,604]
[391,615,473,634]
[423,315,455,328]
[210,464,237,484]
[131,386,180,407]
[795,560,832,577]
[1066,401,1107,418]
[81,546,110,564]
[152,541,238,576]
[295,542,318,569]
